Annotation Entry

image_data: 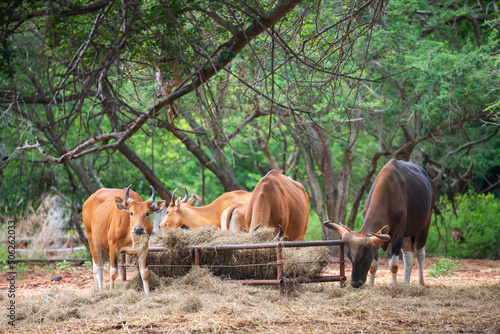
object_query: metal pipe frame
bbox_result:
[120,240,346,295]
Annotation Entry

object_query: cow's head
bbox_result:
[115,185,166,236]
[324,221,390,288]
[159,188,191,229]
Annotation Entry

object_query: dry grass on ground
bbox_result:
[1,258,499,334]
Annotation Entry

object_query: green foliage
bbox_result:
[428,258,461,277]
[426,192,500,259]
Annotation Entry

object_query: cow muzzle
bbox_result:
[133,226,145,235]
[351,280,365,288]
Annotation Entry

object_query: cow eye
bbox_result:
[130,212,133,216]
[166,211,169,215]
[146,212,149,217]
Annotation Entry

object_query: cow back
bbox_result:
[246,170,309,240]
[361,159,434,239]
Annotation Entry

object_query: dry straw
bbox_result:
[127,227,330,281]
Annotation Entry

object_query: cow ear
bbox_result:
[187,196,196,206]
[115,196,129,211]
[151,200,166,213]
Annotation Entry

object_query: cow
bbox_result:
[226,170,309,241]
[221,203,249,231]
[160,188,252,229]
[83,185,166,294]
[451,227,466,243]
[324,158,434,288]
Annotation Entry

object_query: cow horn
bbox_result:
[252,223,261,232]
[273,225,284,241]
[323,221,352,236]
[170,188,178,204]
[148,186,156,203]
[182,187,189,203]
[369,231,390,241]
[125,184,132,202]
[242,228,248,233]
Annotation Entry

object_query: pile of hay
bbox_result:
[128,227,330,280]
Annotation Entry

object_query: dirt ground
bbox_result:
[1,257,499,333]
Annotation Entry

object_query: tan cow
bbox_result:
[225,170,309,240]
[83,185,166,293]
[160,188,252,229]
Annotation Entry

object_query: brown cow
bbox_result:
[233,170,309,241]
[324,159,434,288]
[160,188,252,229]
[83,185,166,293]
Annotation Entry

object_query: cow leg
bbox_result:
[92,247,105,292]
[369,257,378,287]
[389,238,403,287]
[416,247,426,285]
[138,251,150,294]
[109,247,118,291]
[86,235,105,292]
[401,237,414,285]
[388,253,399,287]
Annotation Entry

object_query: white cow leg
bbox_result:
[402,249,414,285]
[138,253,150,294]
[93,260,103,291]
[92,247,104,291]
[416,247,426,286]
[110,266,118,290]
[388,254,399,287]
[369,259,378,287]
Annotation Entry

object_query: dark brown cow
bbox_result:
[236,170,309,241]
[83,185,166,293]
[324,159,434,288]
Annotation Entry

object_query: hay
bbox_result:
[128,227,330,280]
[124,270,162,292]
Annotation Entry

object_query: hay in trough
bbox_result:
[129,227,330,280]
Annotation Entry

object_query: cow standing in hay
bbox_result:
[83,185,166,293]
[324,159,434,288]
[225,170,309,240]
[160,188,252,229]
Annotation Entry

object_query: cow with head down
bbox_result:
[83,185,166,294]
[324,159,434,288]
[160,188,252,229]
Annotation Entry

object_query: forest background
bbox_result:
[0,0,499,260]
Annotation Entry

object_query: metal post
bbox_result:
[276,244,284,296]
[120,253,127,281]
[194,249,200,266]
[339,243,345,278]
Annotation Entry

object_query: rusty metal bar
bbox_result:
[228,279,283,285]
[148,240,343,253]
[339,243,345,278]
[276,244,284,295]
[194,249,200,266]
[288,276,346,283]
[120,253,127,281]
